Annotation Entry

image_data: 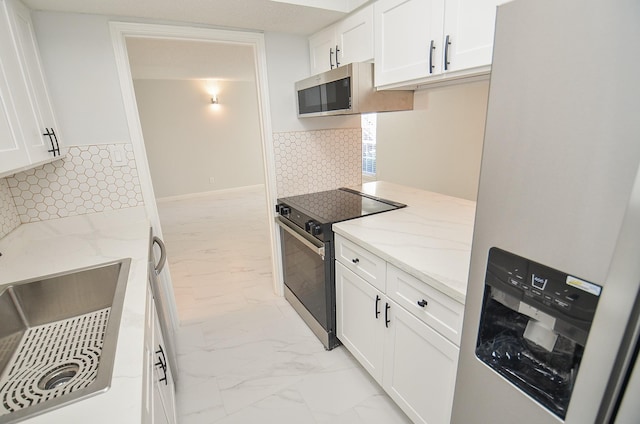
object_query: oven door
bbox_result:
[276,217,336,348]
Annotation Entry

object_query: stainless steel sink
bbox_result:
[0,259,131,423]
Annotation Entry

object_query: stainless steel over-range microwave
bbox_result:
[295,63,413,118]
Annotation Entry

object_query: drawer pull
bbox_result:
[375,295,381,319]
[417,299,428,308]
[352,258,359,264]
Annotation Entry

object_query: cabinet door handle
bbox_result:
[429,40,435,74]
[417,299,428,308]
[43,128,60,157]
[375,295,381,319]
[351,258,359,264]
[335,44,340,67]
[444,34,451,71]
[330,47,335,69]
[385,303,391,328]
[155,344,168,385]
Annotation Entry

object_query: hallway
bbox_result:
[156,185,411,424]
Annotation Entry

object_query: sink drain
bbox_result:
[37,363,80,391]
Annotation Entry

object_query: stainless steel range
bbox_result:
[275,188,405,349]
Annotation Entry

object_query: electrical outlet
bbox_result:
[209,177,215,184]
[109,145,127,167]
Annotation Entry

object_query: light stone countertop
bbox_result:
[333,181,476,304]
[0,206,150,424]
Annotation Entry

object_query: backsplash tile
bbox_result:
[7,144,143,223]
[273,128,362,197]
[0,178,21,238]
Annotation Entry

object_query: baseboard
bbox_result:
[156,184,265,203]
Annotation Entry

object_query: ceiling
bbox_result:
[22,0,358,35]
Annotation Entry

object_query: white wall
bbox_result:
[31,13,360,141]
[376,80,489,201]
[133,79,264,198]
[31,12,130,146]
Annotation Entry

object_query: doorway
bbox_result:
[110,23,281,329]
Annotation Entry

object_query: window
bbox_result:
[362,113,377,177]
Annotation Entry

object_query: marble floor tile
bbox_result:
[156,185,412,423]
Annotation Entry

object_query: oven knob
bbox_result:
[279,206,290,216]
[305,220,322,236]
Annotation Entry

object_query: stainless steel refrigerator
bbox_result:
[452,0,640,422]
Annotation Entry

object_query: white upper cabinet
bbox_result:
[335,5,374,69]
[309,25,337,75]
[374,0,445,87]
[374,0,503,88]
[442,0,504,72]
[0,0,63,177]
[0,17,30,172]
[308,4,374,75]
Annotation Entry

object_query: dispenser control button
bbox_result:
[531,288,543,297]
[509,278,520,287]
[553,298,571,310]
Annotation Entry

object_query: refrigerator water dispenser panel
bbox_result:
[475,247,602,420]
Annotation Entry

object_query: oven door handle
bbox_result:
[276,217,325,259]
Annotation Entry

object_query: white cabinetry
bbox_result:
[383,297,459,424]
[309,25,336,75]
[0,0,62,177]
[336,261,386,382]
[335,234,462,424]
[143,284,177,424]
[374,0,503,88]
[443,0,504,73]
[374,0,445,87]
[308,4,373,75]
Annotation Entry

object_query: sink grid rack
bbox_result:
[0,308,110,415]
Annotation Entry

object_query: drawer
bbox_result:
[386,264,463,346]
[335,234,386,292]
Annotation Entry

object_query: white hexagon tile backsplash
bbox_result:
[6,144,144,223]
[1,128,361,234]
[273,128,362,198]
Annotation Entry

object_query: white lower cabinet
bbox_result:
[143,285,177,424]
[335,234,461,424]
[336,261,386,383]
[383,299,459,424]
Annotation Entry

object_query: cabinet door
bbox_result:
[5,0,60,164]
[309,25,336,75]
[153,381,171,424]
[336,261,385,384]
[0,4,30,173]
[383,300,459,424]
[374,0,445,87]
[443,0,504,72]
[335,4,374,67]
[142,288,154,424]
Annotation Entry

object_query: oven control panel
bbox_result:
[276,203,328,241]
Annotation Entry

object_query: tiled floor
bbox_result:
[156,185,412,424]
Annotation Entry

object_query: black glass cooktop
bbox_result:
[278,187,406,225]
